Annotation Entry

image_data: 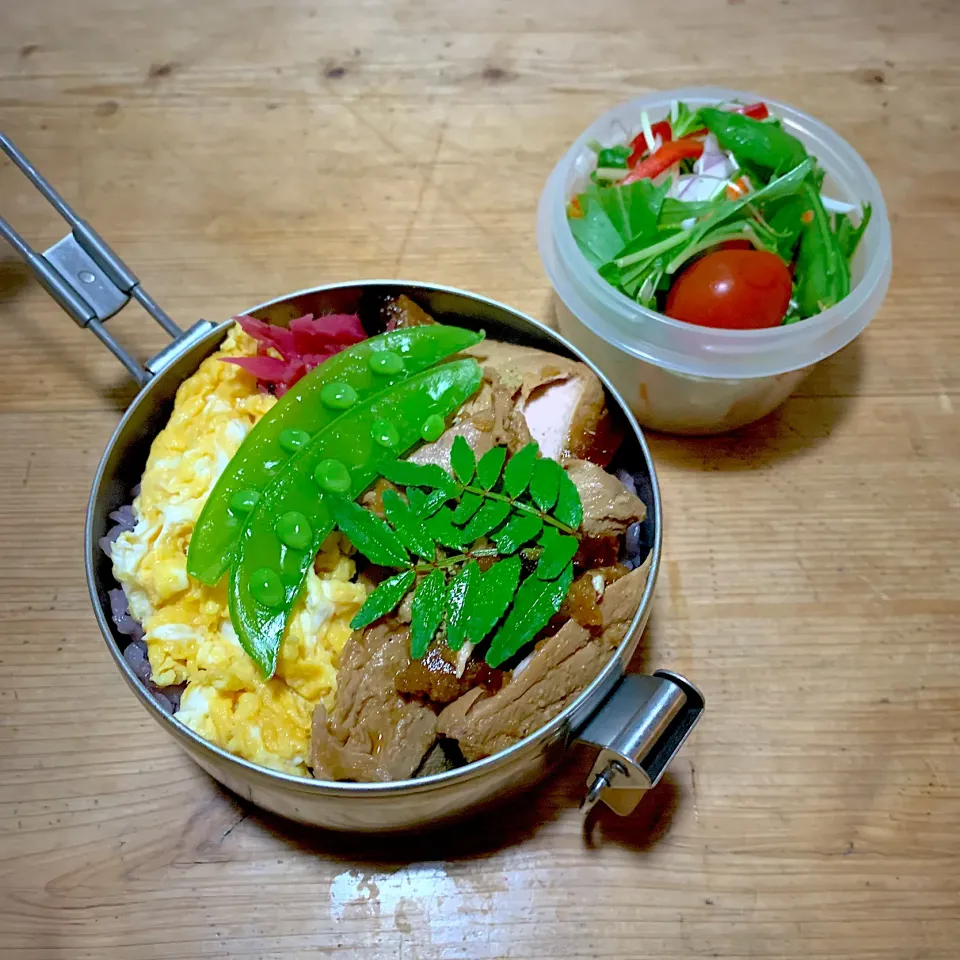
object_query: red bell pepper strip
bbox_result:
[738,102,770,120]
[627,120,672,167]
[622,138,705,184]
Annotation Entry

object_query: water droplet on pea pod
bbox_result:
[368,350,404,375]
[249,567,284,607]
[229,488,260,514]
[421,414,445,442]
[321,381,358,410]
[371,419,400,448]
[314,458,352,494]
[276,511,312,550]
[279,428,311,454]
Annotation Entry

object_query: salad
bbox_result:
[567,99,872,329]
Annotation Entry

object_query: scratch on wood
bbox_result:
[393,114,448,272]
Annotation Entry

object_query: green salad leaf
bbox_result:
[568,179,669,269]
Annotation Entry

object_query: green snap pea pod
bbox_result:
[187,324,484,586]
[229,358,483,677]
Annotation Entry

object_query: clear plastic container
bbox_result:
[537,86,892,435]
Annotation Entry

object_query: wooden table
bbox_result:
[2,2,958,957]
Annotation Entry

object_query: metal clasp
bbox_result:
[576,670,704,816]
[0,132,212,386]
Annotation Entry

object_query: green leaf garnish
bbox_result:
[377,459,459,497]
[450,435,476,484]
[460,498,512,541]
[445,560,479,651]
[411,569,446,659]
[467,556,522,645]
[351,569,415,630]
[502,442,539,497]
[329,444,585,662]
[529,457,562,511]
[452,490,483,524]
[536,526,580,580]
[382,488,435,560]
[486,562,574,667]
[475,446,507,490]
[492,514,543,554]
[554,470,584,529]
[427,506,473,550]
[328,496,410,567]
[407,487,448,519]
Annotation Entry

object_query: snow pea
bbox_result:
[187,323,483,586]
[700,108,808,177]
[794,179,850,317]
[229,358,483,677]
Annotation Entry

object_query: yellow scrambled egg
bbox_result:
[110,324,368,775]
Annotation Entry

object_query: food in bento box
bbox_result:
[101,296,652,781]
[567,98,872,329]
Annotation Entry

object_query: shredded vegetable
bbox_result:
[570,99,871,328]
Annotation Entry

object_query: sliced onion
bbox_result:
[820,195,859,214]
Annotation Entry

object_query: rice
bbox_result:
[101,496,183,714]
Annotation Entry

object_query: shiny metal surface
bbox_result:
[577,671,705,816]
[0,134,182,385]
[82,279,692,832]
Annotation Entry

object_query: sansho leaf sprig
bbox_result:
[335,438,582,667]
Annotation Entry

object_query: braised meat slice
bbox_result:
[384,294,437,331]
[396,644,504,704]
[408,371,532,469]
[464,341,621,465]
[311,623,437,782]
[564,458,646,540]
[436,562,651,762]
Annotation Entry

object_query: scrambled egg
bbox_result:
[110,325,368,775]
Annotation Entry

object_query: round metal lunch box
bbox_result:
[1,134,703,832]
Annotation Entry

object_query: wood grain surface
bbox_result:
[2,1,959,957]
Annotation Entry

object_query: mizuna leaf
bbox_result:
[459,498,511,541]
[475,446,507,490]
[376,459,459,497]
[502,443,539,498]
[427,507,473,550]
[328,496,410,568]
[450,435,476,484]
[466,556,522,645]
[445,561,479,651]
[452,491,483,524]
[382,488,435,560]
[554,469,583,530]
[486,562,574,668]
[350,570,415,630]
[492,514,543,554]
[411,569,446,659]
[529,457,562,511]
[536,526,580,580]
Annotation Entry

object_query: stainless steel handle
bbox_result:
[0,132,212,386]
[575,670,704,816]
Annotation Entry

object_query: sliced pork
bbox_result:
[311,623,437,782]
[463,341,621,465]
[436,561,651,762]
[564,458,646,539]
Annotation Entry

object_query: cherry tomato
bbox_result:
[664,250,793,330]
